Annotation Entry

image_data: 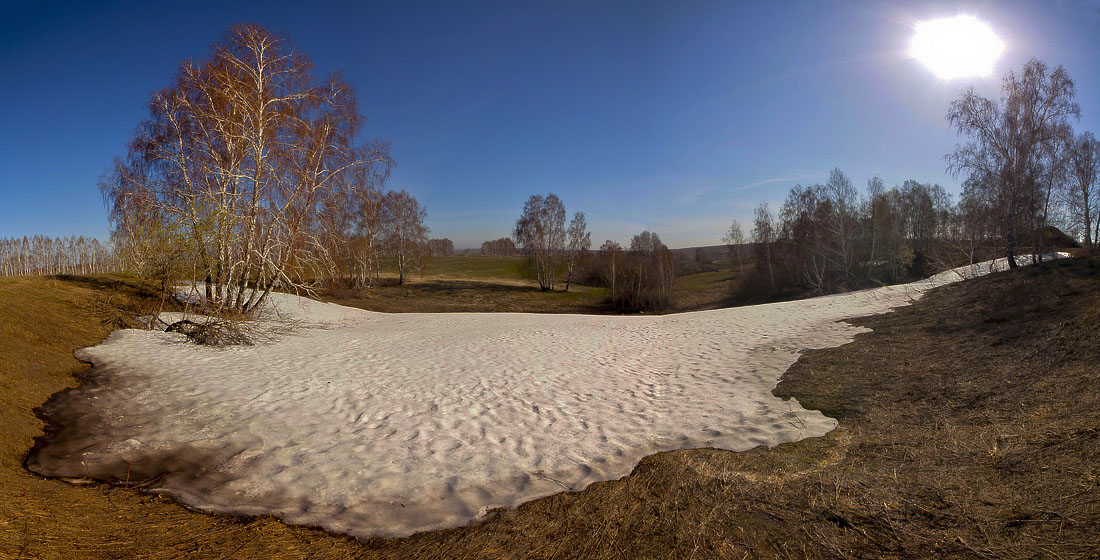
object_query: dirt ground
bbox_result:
[1,258,1098,558]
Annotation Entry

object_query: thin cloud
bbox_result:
[678,171,823,205]
[731,172,824,192]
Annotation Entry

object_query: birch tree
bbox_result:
[947,58,1079,268]
[514,193,567,291]
[382,190,429,286]
[752,203,776,291]
[99,24,392,312]
[599,240,622,303]
[563,211,591,291]
[1066,131,1099,251]
[723,219,746,275]
[354,187,387,287]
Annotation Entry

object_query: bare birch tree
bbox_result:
[752,203,776,291]
[354,187,388,287]
[100,24,392,312]
[863,176,887,281]
[947,58,1080,268]
[1065,131,1099,251]
[382,190,429,286]
[514,193,567,291]
[723,219,746,275]
[599,240,622,303]
[563,211,591,291]
[1030,125,1073,261]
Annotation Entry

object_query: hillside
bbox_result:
[0,258,1097,558]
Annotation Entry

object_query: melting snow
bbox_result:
[26,255,1065,537]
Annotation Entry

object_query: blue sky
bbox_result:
[2,0,1098,248]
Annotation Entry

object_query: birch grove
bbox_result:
[0,236,115,277]
[99,24,392,312]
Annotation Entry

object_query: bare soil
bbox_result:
[1,258,1097,558]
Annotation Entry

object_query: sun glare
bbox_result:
[909,15,1005,80]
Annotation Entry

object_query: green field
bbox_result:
[419,255,530,282]
[668,257,754,312]
[324,254,751,314]
[326,255,610,314]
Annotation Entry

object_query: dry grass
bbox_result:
[0,276,368,559]
[2,258,1098,558]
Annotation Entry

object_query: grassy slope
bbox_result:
[420,255,530,280]
[668,258,749,312]
[2,258,1098,558]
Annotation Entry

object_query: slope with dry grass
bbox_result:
[0,276,368,559]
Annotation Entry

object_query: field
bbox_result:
[324,254,748,314]
[1,257,1098,558]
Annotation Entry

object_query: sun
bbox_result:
[909,15,1005,80]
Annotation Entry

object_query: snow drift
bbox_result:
[26,255,1063,538]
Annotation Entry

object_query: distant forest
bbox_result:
[0,236,114,277]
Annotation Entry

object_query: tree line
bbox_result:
[737,172,971,298]
[480,237,518,257]
[497,63,1095,310]
[427,238,454,257]
[735,59,1096,300]
[0,235,115,277]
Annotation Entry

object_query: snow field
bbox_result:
[26,254,1065,537]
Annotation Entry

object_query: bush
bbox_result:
[166,318,254,347]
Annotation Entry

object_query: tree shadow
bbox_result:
[51,274,153,295]
[406,280,554,295]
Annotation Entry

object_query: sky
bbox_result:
[2,0,1098,249]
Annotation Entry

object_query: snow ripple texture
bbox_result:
[26,255,1063,537]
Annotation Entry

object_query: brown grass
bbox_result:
[2,258,1098,558]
